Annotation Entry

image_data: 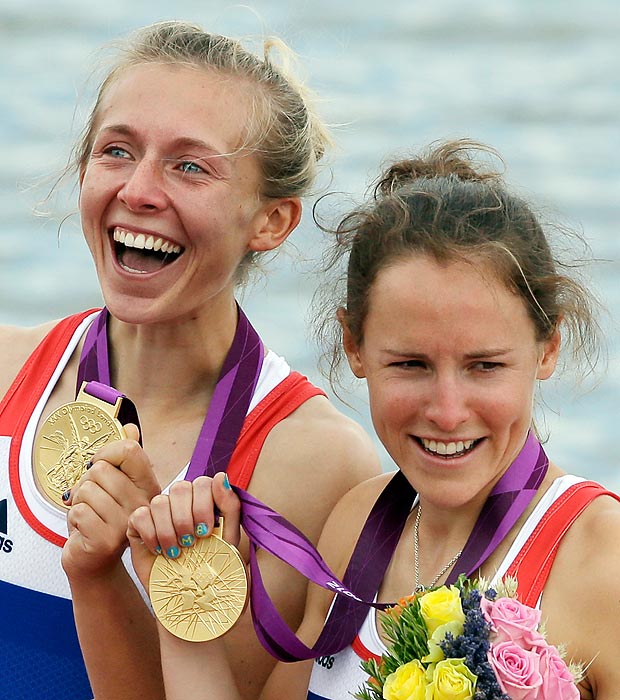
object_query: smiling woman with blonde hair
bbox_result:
[0,21,379,700]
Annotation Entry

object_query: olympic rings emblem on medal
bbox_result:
[33,400,125,509]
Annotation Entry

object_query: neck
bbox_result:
[416,491,487,542]
[105,301,241,409]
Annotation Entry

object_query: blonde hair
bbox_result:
[73,21,330,199]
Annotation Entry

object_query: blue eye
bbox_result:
[105,146,130,159]
[179,161,204,174]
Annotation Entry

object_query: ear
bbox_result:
[338,307,366,379]
[536,326,561,380]
[248,197,302,252]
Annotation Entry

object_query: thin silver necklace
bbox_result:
[413,502,463,594]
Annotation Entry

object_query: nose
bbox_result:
[118,157,169,212]
[422,373,470,433]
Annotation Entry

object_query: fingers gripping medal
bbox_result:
[33,381,139,509]
[149,518,248,642]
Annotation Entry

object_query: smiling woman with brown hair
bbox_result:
[128,139,620,700]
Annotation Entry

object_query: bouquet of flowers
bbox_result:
[355,576,582,700]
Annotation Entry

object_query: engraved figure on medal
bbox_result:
[33,399,125,509]
[150,524,248,642]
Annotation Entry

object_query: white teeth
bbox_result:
[420,438,476,457]
[113,227,182,255]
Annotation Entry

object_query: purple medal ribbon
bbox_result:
[80,380,142,432]
[184,310,263,480]
[76,308,548,662]
[78,309,112,387]
[446,430,548,583]
[77,311,141,431]
[76,306,263,475]
[234,471,414,660]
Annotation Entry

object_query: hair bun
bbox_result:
[375,139,502,197]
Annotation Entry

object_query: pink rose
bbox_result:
[536,643,580,700]
[481,596,544,648]
[488,640,543,700]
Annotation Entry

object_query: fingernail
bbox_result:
[62,490,71,502]
[166,546,180,559]
[223,474,231,490]
[195,523,208,537]
[155,546,162,555]
[179,534,195,547]
[85,460,93,470]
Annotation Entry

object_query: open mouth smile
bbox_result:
[416,436,482,459]
[112,227,185,273]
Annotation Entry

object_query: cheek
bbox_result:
[77,186,103,258]
[478,384,535,433]
[368,381,420,428]
[78,178,99,223]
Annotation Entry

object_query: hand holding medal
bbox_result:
[128,474,248,642]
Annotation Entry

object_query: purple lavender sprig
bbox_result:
[440,586,509,700]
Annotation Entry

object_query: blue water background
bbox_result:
[1,0,618,487]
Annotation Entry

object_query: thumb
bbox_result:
[127,511,156,591]
[123,422,140,442]
[212,473,242,548]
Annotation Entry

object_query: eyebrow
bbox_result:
[384,348,512,359]
[463,348,512,359]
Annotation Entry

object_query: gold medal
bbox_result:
[149,520,248,642]
[33,382,127,509]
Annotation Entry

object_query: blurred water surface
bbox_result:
[1,0,618,485]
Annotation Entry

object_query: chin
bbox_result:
[102,294,166,325]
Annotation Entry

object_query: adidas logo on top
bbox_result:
[0,499,13,553]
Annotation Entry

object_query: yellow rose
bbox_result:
[383,660,428,700]
[419,586,465,636]
[426,658,477,700]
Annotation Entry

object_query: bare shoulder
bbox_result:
[318,472,396,573]
[0,320,57,397]
[546,489,620,601]
[543,489,620,697]
[554,489,620,577]
[270,393,381,480]
[250,396,383,545]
